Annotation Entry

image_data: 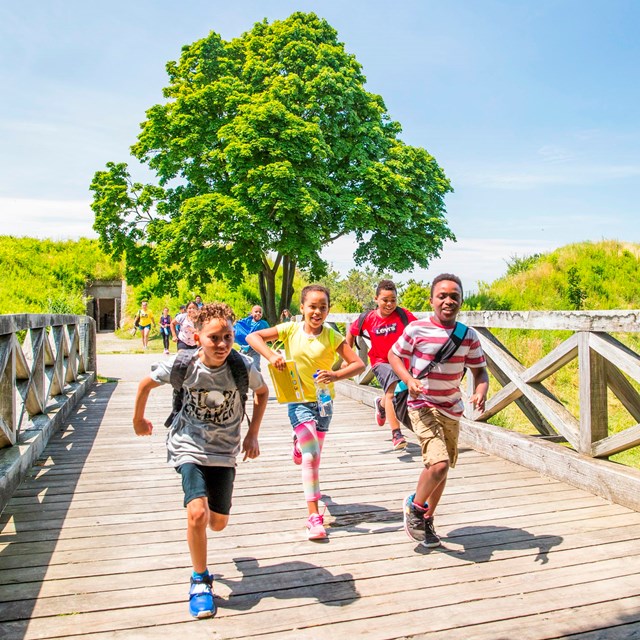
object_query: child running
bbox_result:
[133,303,269,618]
[389,274,488,548]
[247,284,365,540]
[346,279,417,450]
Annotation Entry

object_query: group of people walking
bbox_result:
[133,295,205,352]
[132,274,489,619]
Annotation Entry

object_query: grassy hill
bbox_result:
[462,240,640,468]
[466,240,640,311]
[0,236,123,315]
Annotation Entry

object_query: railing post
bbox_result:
[578,331,608,455]
[0,335,16,446]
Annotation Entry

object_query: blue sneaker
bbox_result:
[189,574,216,618]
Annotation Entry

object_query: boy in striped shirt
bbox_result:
[389,273,489,548]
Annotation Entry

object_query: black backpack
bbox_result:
[164,349,250,428]
[353,307,410,351]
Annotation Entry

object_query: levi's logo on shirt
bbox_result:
[374,322,399,337]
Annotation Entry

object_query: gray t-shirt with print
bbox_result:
[150,351,265,468]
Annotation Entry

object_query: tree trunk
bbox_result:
[259,267,278,325]
[279,256,296,317]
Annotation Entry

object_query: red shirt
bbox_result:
[350,308,417,367]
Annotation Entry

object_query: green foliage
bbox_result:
[464,281,511,311]
[566,266,586,310]
[470,241,640,311]
[0,236,122,314]
[505,253,542,276]
[90,12,453,324]
[399,280,432,312]
[320,268,383,313]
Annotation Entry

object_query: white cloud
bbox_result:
[321,235,563,294]
[0,198,96,239]
[537,145,572,163]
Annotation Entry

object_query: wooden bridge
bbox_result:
[1,313,640,638]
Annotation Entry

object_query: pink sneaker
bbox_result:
[392,429,407,450]
[292,436,302,465]
[306,513,327,540]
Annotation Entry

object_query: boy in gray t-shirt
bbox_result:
[133,303,268,619]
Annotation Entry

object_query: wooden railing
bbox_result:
[330,310,640,511]
[0,314,96,448]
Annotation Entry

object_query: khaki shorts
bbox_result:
[409,406,460,468]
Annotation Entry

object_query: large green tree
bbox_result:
[91,12,454,324]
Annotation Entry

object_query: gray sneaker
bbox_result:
[422,516,441,548]
[403,494,426,542]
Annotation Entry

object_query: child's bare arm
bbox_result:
[241,383,269,461]
[246,327,285,370]
[133,376,161,436]
[388,350,421,396]
[345,331,356,349]
[316,341,364,383]
[470,366,489,412]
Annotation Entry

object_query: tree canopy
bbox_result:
[91,12,454,323]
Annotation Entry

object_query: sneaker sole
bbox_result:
[307,531,327,540]
[421,539,442,548]
[192,608,216,619]
[393,439,407,450]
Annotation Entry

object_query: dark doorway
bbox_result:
[97,298,116,331]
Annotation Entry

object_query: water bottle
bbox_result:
[313,371,333,417]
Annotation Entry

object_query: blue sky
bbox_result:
[1,0,638,292]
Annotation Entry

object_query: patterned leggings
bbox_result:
[294,420,326,502]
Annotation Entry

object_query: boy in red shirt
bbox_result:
[347,279,417,450]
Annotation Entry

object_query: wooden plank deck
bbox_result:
[1,353,640,639]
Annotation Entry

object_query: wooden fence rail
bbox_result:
[329,310,640,512]
[0,314,96,510]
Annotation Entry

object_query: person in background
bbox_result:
[174,304,186,336]
[134,300,156,350]
[234,305,270,371]
[159,307,172,354]
[171,301,199,351]
[195,295,204,309]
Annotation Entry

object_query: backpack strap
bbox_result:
[165,349,199,428]
[353,310,372,352]
[226,349,250,427]
[396,307,410,327]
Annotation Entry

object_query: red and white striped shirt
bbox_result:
[391,317,486,419]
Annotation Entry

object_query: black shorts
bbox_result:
[177,463,236,515]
